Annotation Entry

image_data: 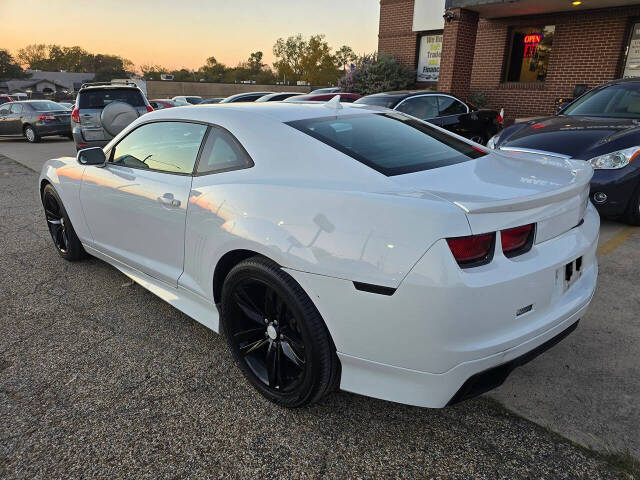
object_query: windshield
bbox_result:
[563,83,640,118]
[28,101,66,111]
[287,112,486,176]
[354,95,399,109]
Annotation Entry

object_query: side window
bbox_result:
[437,96,468,116]
[395,96,439,120]
[10,104,23,114]
[111,121,207,174]
[0,105,11,115]
[196,127,253,175]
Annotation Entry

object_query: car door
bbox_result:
[0,104,11,135]
[433,95,469,136]
[394,95,439,123]
[7,103,24,135]
[79,120,208,285]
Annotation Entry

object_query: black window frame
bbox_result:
[104,119,254,177]
[286,112,487,177]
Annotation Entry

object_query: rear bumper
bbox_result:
[590,165,640,216]
[286,203,599,408]
[338,307,586,408]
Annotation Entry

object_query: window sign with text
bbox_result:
[504,25,554,83]
[417,34,442,82]
[623,23,640,78]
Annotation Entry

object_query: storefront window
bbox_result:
[504,25,555,83]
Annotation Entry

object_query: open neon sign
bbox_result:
[523,33,542,57]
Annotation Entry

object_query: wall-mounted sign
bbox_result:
[623,23,640,78]
[417,34,442,82]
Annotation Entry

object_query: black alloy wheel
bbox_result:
[221,256,339,407]
[42,184,87,261]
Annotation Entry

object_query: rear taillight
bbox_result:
[38,114,55,121]
[446,233,495,267]
[501,224,534,257]
[71,108,80,124]
[497,108,504,125]
[146,105,154,112]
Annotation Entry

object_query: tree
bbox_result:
[273,34,344,85]
[0,50,30,80]
[339,53,415,95]
[273,34,306,82]
[247,51,264,73]
[16,44,48,69]
[198,56,226,82]
[299,35,339,85]
[335,45,357,73]
[141,64,169,81]
[14,43,133,80]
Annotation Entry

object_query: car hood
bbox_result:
[499,115,640,158]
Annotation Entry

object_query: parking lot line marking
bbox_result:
[597,226,638,255]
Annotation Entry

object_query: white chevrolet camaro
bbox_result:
[39,100,599,408]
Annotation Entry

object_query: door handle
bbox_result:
[158,193,180,208]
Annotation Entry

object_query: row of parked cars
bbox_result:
[4,79,640,223]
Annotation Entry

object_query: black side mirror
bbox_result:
[77,147,107,166]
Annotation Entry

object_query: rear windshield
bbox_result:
[354,95,399,109]
[79,88,145,109]
[287,112,486,176]
[28,101,66,111]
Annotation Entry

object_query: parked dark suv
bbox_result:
[72,82,152,150]
[0,100,71,143]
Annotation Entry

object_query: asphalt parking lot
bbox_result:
[1,137,638,478]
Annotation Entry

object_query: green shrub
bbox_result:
[339,53,415,95]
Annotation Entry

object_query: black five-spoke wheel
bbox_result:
[42,184,87,261]
[231,279,306,392]
[221,256,339,407]
[43,191,69,254]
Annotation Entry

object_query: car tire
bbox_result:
[220,256,339,408]
[42,184,88,261]
[24,125,40,143]
[623,184,640,225]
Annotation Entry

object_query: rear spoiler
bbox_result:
[453,166,592,214]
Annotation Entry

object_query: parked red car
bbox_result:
[0,95,13,105]
[283,93,361,103]
[148,99,181,110]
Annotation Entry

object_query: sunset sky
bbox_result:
[0,0,380,71]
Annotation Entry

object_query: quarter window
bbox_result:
[437,96,467,116]
[196,127,253,174]
[111,121,207,174]
[9,104,23,114]
[504,25,555,83]
[395,96,439,120]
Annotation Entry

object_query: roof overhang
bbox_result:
[445,0,640,18]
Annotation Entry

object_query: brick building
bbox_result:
[378,0,640,122]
